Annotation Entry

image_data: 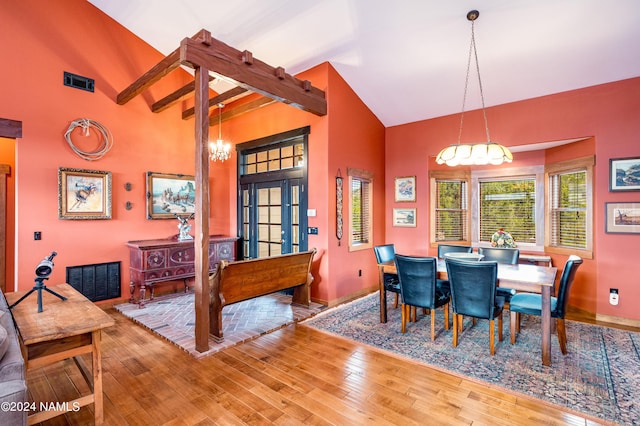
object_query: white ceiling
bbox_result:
[89,0,640,127]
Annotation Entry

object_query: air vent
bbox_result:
[64,71,94,92]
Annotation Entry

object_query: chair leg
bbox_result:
[472,317,477,327]
[444,303,450,330]
[412,306,417,322]
[498,312,503,342]
[557,318,568,355]
[452,314,459,348]
[489,319,495,355]
[401,304,408,333]
[394,293,399,309]
[516,312,521,332]
[430,309,436,341]
[510,311,517,344]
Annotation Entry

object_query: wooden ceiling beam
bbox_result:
[117,49,182,105]
[151,76,215,113]
[209,96,278,126]
[180,33,326,116]
[181,86,249,120]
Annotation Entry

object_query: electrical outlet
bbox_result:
[34,231,41,240]
[609,288,619,306]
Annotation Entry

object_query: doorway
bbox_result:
[237,127,309,259]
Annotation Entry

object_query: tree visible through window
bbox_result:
[434,179,468,241]
[479,178,536,244]
[545,156,593,257]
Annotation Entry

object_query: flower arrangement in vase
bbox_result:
[490,228,517,248]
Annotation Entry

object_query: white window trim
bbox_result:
[471,166,545,252]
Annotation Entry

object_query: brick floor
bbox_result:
[114,292,326,358]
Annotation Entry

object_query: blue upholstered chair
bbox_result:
[395,255,450,340]
[445,257,505,355]
[478,247,520,303]
[509,255,583,355]
[374,244,400,311]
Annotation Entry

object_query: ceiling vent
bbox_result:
[64,71,94,92]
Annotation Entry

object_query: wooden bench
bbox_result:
[208,248,316,339]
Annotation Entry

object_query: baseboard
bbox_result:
[595,313,640,329]
[311,285,378,308]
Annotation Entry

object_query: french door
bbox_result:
[240,178,305,258]
[237,127,309,259]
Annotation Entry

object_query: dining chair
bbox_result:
[478,247,520,304]
[374,244,400,309]
[395,255,450,340]
[437,244,473,258]
[509,255,583,355]
[445,257,504,355]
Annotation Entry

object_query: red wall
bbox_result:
[386,78,640,321]
[2,0,639,322]
[1,0,197,293]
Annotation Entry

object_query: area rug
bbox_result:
[301,293,640,426]
[114,292,326,359]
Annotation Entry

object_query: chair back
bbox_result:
[554,255,583,318]
[478,247,519,264]
[445,258,499,320]
[374,244,395,263]
[437,244,472,258]
[395,255,439,309]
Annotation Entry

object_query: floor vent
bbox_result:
[66,261,120,302]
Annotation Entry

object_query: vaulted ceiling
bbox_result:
[89,0,640,127]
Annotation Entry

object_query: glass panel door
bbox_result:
[241,179,305,259]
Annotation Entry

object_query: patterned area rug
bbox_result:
[301,293,640,426]
[114,292,326,359]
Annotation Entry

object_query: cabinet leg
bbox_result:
[184,279,189,293]
[129,281,135,304]
[149,284,155,301]
[139,284,146,308]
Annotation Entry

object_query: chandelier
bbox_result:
[210,103,231,162]
[436,10,513,167]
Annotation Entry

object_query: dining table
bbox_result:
[378,258,558,366]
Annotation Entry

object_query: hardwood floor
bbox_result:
[28,307,617,426]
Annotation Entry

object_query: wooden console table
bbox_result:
[5,284,114,425]
[127,235,238,306]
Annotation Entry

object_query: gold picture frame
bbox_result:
[58,167,112,220]
[394,176,416,202]
[146,171,196,219]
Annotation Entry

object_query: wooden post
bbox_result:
[193,65,211,352]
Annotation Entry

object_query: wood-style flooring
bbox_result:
[28,306,622,426]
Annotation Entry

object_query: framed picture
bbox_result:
[610,157,640,191]
[146,171,195,219]
[393,208,416,227]
[394,176,416,202]
[605,202,640,234]
[58,167,112,220]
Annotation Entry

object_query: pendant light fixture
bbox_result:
[436,10,513,167]
[210,102,231,162]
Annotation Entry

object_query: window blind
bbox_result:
[549,171,587,249]
[435,180,467,241]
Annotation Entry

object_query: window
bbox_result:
[478,176,537,245]
[430,170,470,244]
[429,158,593,258]
[546,156,594,258]
[348,168,373,251]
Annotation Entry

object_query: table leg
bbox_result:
[92,330,104,425]
[378,265,387,323]
[541,285,551,366]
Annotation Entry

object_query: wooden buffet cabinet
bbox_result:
[127,235,238,306]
